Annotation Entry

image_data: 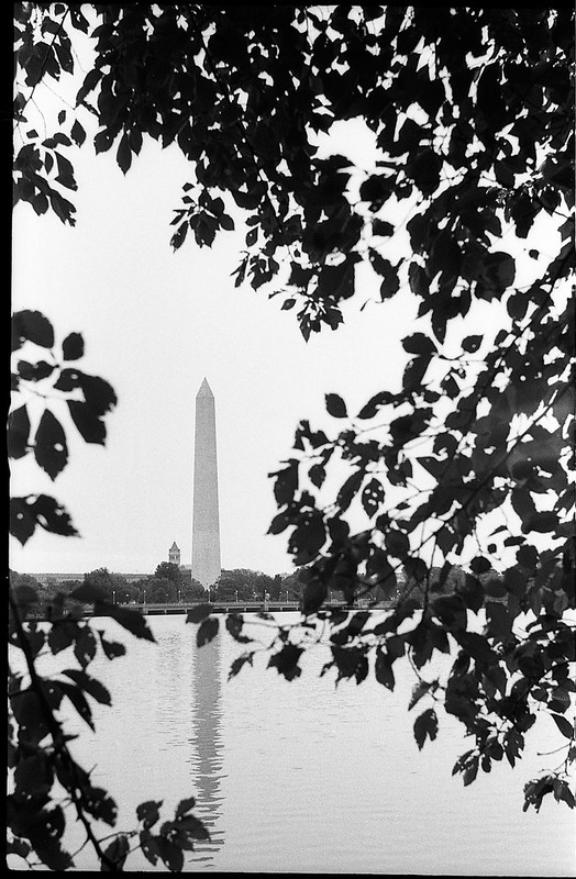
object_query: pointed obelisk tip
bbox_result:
[197,377,213,397]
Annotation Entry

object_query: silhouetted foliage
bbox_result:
[10,3,575,867]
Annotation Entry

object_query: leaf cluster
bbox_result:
[10,310,117,546]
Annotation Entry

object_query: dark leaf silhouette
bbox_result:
[61,670,111,705]
[94,604,156,643]
[34,410,68,479]
[414,708,439,750]
[551,714,574,740]
[12,310,54,350]
[101,835,129,871]
[8,405,31,458]
[268,644,304,681]
[325,393,347,418]
[67,400,106,445]
[374,648,395,690]
[361,478,385,517]
[137,800,163,830]
[196,616,219,647]
[62,332,84,360]
[10,494,78,544]
[186,604,211,624]
[409,680,433,711]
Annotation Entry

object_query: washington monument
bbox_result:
[191,378,221,589]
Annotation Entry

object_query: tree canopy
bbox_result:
[9,3,576,869]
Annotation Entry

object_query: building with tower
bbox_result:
[168,542,181,567]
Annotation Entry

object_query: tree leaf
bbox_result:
[61,669,111,705]
[309,463,326,488]
[67,400,106,445]
[337,470,364,513]
[361,478,385,517]
[523,511,558,534]
[155,836,184,872]
[268,643,304,680]
[94,129,114,153]
[102,835,129,871]
[374,648,395,690]
[137,800,163,829]
[408,261,429,297]
[55,369,117,417]
[385,530,410,558]
[12,310,54,350]
[70,119,86,146]
[186,604,212,623]
[455,631,496,665]
[379,262,400,299]
[73,625,97,668]
[550,713,574,740]
[272,462,299,507]
[289,514,326,565]
[55,679,94,729]
[94,602,156,642]
[17,359,55,381]
[196,616,219,647]
[62,332,84,360]
[7,405,31,458]
[402,333,436,356]
[325,393,347,418]
[372,219,394,236]
[139,829,159,866]
[357,390,395,419]
[175,797,196,819]
[409,679,432,710]
[403,355,430,391]
[483,251,516,292]
[413,707,438,750]
[175,814,210,843]
[33,410,68,479]
[224,613,252,643]
[97,631,126,661]
[33,495,78,538]
[462,334,482,353]
[228,652,254,680]
[301,578,327,614]
[116,133,132,174]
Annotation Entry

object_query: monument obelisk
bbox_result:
[191,378,221,589]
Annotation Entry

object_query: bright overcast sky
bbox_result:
[11,18,561,577]
[11,110,422,575]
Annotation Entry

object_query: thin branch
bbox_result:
[9,591,115,870]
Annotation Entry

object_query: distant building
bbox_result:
[169,542,181,567]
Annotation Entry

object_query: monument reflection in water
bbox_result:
[188,634,225,865]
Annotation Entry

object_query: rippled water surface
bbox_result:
[11,614,575,873]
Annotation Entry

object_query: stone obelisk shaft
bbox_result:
[191,379,221,589]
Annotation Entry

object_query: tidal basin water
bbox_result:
[12,613,575,873]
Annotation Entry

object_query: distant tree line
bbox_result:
[10,561,483,613]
